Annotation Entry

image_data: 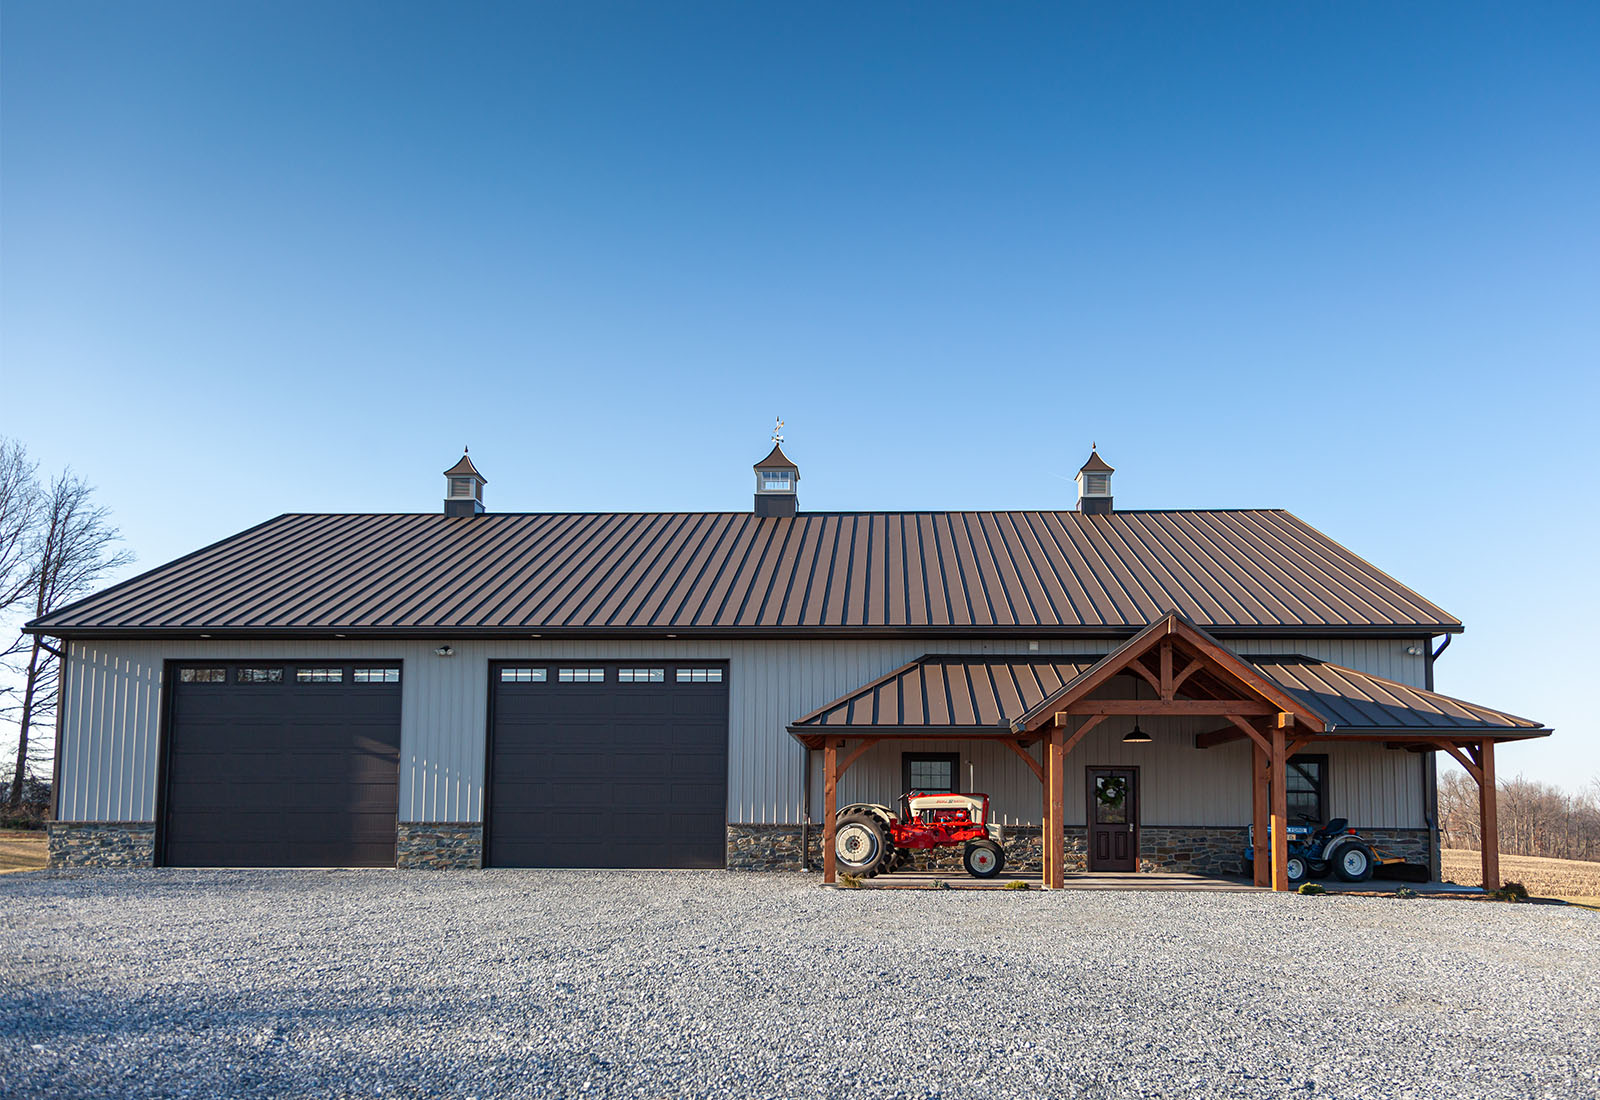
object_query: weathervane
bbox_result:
[772,417,784,445]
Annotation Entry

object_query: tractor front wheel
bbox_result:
[963,839,1005,879]
[834,813,888,876]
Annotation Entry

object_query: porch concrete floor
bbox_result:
[841,869,1262,891]
[841,870,1492,894]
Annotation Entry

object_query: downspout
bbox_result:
[49,637,68,826]
[1424,637,1443,880]
[800,745,813,872]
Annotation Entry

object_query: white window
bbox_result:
[296,668,344,683]
[1084,473,1110,495]
[618,668,664,682]
[675,668,723,683]
[179,668,226,683]
[237,668,283,684]
[450,477,475,498]
[500,668,547,682]
[761,471,793,491]
[558,668,605,683]
[354,668,399,683]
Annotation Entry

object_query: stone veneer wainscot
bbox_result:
[396,823,483,869]
[48,822,157,868]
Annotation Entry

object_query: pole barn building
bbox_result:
[29,444,1548,890]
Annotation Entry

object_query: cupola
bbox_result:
[1076,446,1114,515]
[443,448,487,517]
[753,419,799,518]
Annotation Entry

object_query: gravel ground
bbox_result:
[1,870,1596,1100]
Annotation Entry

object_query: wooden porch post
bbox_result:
[822,739,839,884]
[1048,724,1066,889]
[1041,743,1053,888]
[1269,726,1289,892]
[1252,738,1270,889]
[1478,739,1500,891]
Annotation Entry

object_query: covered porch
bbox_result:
[789,612,1550,892]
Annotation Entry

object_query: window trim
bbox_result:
[1286,753,1329,826]
[901,752,962,795]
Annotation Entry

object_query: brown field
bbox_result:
[1442,848,1600,904]
[0,829,47,874]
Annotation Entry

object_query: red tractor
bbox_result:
[834,791,1007,878]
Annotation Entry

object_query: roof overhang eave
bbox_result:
[787,724,1028,747]
[1324,726,1554,742]
[22,622,1469,640]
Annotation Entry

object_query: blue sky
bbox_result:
[3,3,1596,787]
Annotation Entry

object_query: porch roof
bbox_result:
[786,651,1549,746]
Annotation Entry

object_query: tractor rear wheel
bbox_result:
[1333,843,1374,883]
[834,813,888,876]
[963,839,1005,879]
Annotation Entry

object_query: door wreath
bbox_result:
[1095,775,1128,808]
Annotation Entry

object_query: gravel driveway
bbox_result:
[1,870,1595,1099]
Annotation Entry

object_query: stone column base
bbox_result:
[396,822,483,869]
[47,822,156,868]
[726,824,813,870]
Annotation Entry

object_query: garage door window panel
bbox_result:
[295,668,344,683]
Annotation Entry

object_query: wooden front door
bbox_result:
[1087,767,1139,872]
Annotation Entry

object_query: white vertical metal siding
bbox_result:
[56,635,1428,826]
[811,720,1423,829]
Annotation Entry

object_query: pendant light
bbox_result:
[1123,668,1152,742]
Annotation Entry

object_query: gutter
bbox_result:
[22,622,1470,641]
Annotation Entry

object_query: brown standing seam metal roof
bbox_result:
[1079,450,1114,474]
[27,509,1462,637]
[1248,657,1548,737]
[787,654,1548,740]
[753,444,799,471]
[789,655,1103,733]
[442,453,486,480]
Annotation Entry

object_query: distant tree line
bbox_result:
[0,436,133,814]
[1440,770,1600,862]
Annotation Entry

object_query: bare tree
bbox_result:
[0,438,40,616]
[0,438,43,744]
[7,470,134,807]
[1439,766,1600,862]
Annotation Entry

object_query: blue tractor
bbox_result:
[1245,818,1376,884]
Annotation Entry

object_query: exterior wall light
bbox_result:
[434,645,455,657]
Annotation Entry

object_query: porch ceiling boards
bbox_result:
[29,508,1461,638]
[787,652,1549,746]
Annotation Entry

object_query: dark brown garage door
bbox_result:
[161,662,402,867]
[487,662,729,868]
